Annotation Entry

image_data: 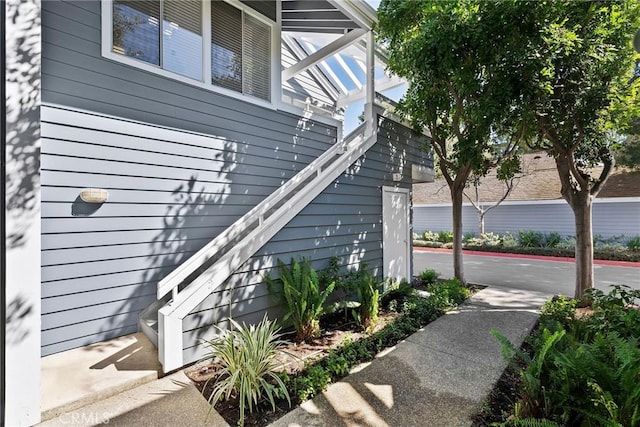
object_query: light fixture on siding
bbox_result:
[80,188,109,203]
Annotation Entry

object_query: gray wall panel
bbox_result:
[414,200,640,238]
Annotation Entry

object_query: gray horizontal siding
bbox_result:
[413,200,640,238]
[182,116,432,364]
[42,1,335,142]
[40,102,337,357]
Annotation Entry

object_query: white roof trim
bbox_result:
[328,0,377,30]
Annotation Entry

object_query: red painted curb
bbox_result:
[413,246,640,268]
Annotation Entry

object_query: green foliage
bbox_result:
[540,295,578,326]
[466,232,502,247]
[426,279,470,311]
[423,230,439,242]
[494,286,640,426]
[418,269,440,285]
[437,230,454,244]
[318,256,340,292]
[627,235,640,251]
[265,258,335,342]
[201,315,290,426]
[501,232,518,248]
[518,231,544,248]
[292,365,331,402]
[582,285,640,340]
[380,279,414,311]
[614,133,640,169]
[354,269,380,330]
[544,232,562,249]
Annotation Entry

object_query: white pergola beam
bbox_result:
[336,75,405,107]
[282,35,341,101]
[282,28,366,81]
[301,40,349,94]
[334,54,362,90]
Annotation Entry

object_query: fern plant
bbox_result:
[355,269,380,331]
[418,268,440,285]
[265,258,335,342]
[201,315,290,427]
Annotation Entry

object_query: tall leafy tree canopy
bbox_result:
[377,0,528,282]
[516,1,639,297]
[378,0,639,296]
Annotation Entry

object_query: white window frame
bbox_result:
[101,0,279,109]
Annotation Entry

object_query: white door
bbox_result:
[382,186,410,283]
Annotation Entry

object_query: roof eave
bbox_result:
[327,0,377,31]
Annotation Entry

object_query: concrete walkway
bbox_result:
[38,286,548,427]
[271,286,549,427]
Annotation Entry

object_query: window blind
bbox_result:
[211,1,242,93]
[163,0,203,80]
[243,13,271,101]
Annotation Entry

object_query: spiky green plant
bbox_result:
[355,269,379,331]
[419,268,440,285]
[265,258,335,342]
[201,315,290,426]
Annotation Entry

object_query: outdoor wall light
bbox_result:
[79,188,109,203]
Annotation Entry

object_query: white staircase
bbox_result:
[139,121,377,371]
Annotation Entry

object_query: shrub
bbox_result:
[423,230,439,242]
[437,230,454,243]
[427,279,470,311]
[380,279,414,311]
[543,232,563,248]
[501,231,518,248]
[582,285,640,340]
[419,268,440,285]
[265,258,335,342]
[518,230,544,248]
[627,235,640,251]
[494,286,640,427]
[540,295,578,325]
[201,315,290,426]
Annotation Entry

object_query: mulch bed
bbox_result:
[185,310,400,426]
[185,281,484,426]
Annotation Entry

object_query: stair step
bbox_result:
[138,298,167,347]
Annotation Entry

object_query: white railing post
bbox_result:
[158,307,183,372]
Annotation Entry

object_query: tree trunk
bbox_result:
[478,210,485,235]
[451,182,466,283]
[571,194,594,298]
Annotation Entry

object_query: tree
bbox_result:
[514,1,640,297]
[464,155,526,235]
[613,118,640,169]
[377,0,526,282]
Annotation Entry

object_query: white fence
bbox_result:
[413,197,640,238]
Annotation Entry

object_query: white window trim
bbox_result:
[101,0,278,109]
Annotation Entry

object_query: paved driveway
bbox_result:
[413,249,640,296]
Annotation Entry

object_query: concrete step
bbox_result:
[40,333,163,423]
[138,297,169,347]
